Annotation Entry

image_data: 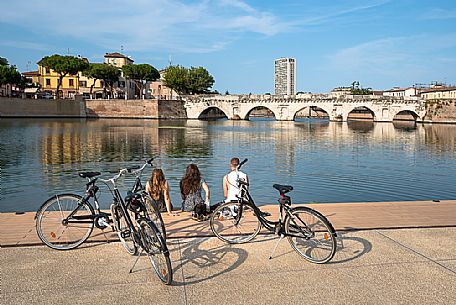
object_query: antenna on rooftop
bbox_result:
[168,54,172,67]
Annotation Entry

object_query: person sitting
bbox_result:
[145,169,178,217]
[180,164,211,221]
[223,157,248,203]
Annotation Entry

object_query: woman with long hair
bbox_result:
[146,169,178,216]
[180,164,210,220]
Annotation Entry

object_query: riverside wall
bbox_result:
[84,99,187,119]
[0,97,86,117]
[0,97,186,119]
[423,99,456,123]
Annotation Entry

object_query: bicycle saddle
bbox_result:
[273,184,293,194]
[79,172,101,178]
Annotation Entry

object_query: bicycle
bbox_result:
[210,159,337,264]
[35,167,173,284]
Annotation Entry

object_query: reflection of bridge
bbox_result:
[183,94,427,122]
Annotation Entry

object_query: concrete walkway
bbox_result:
[1,200,456,247]
[2,228,456,305]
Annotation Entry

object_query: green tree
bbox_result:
[0,57,8,66]
[83,63,121,98]
[38,54,89,98]
[0,58,23,96]
[187,66,215,94]
[163,65,189,95]
[163,65,215,95]
[350,81,372,95]
[122,63,159,99]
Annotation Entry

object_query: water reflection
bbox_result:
[1,118,456,212]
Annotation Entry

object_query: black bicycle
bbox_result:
[35,166,172,284]
[210,159,337,264]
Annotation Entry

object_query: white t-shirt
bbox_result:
[225,170,248,202]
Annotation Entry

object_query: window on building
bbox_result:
[79,81,87,87]
[45,67,50,74]
[119,81,125,88]
[69,79,74,87]
[100,80,104,87]
[46,79,51,86]
[113,58,117,64]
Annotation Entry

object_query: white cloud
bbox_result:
[326,33,456,88]
[0,40,50,51]
[0,0,290,53]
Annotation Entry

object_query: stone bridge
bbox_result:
[183,94,427,122]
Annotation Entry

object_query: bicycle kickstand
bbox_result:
[269,234,285,260]
[129,249,144,274]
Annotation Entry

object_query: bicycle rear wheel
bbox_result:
[142,193,167,240]
[139,219,172,285]
[111,204,138,255]
[285,207,336,264]
[36,194,94,250]
[210,201,261,244]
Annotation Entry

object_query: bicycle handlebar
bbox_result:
[238,158,248,170]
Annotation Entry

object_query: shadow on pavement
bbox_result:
[329,230,372,264]
[171,237,248,286]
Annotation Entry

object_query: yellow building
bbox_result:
[76,52,136,99]
[37,64,79,98]
[420,87,456,99]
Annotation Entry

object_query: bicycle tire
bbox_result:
[142,193,167,240]
[35,194,94,250]
[284,207,336,264]
[111,204,138,255]
[210,201,261,244]
[139,218,172,285]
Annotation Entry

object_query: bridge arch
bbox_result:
[393,109,420,121]
[293,106,330,121]
[244,106,277,120]
[347,106,376,121]
[197,106,229,120]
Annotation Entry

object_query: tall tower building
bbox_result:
[274,57,296,96]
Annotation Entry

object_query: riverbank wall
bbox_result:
[85,99,186,119]
[0,97,187,119]
[423,99,456,123]
[0,96,86,117]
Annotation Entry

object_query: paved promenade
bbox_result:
[1,200,456,247]
[2,200,456,304]
[2,228,456,305]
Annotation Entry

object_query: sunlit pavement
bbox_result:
[2,227,456,305]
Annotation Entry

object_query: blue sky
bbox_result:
[1,0,455,93]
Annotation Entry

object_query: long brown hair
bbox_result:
[180,164,201,198]
[149,169,166,201]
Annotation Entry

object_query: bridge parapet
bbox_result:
[183,94,426,121]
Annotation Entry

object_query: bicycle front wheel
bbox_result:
[210,201,261,244]
[111,204,138,255]
[142,193,167,240]
[139,219,172,285]
[285,207,336,264]
[36,194,94,250]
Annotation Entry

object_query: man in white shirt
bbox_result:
[223,157,248,203]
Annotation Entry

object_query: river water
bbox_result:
[1,118,456,212]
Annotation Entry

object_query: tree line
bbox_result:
[1,54,215,99]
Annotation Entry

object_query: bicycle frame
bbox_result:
[235,185,332,239]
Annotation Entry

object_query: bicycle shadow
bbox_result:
[328,229,372,264]
[254,229,372,265]
[170,237,248,286]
